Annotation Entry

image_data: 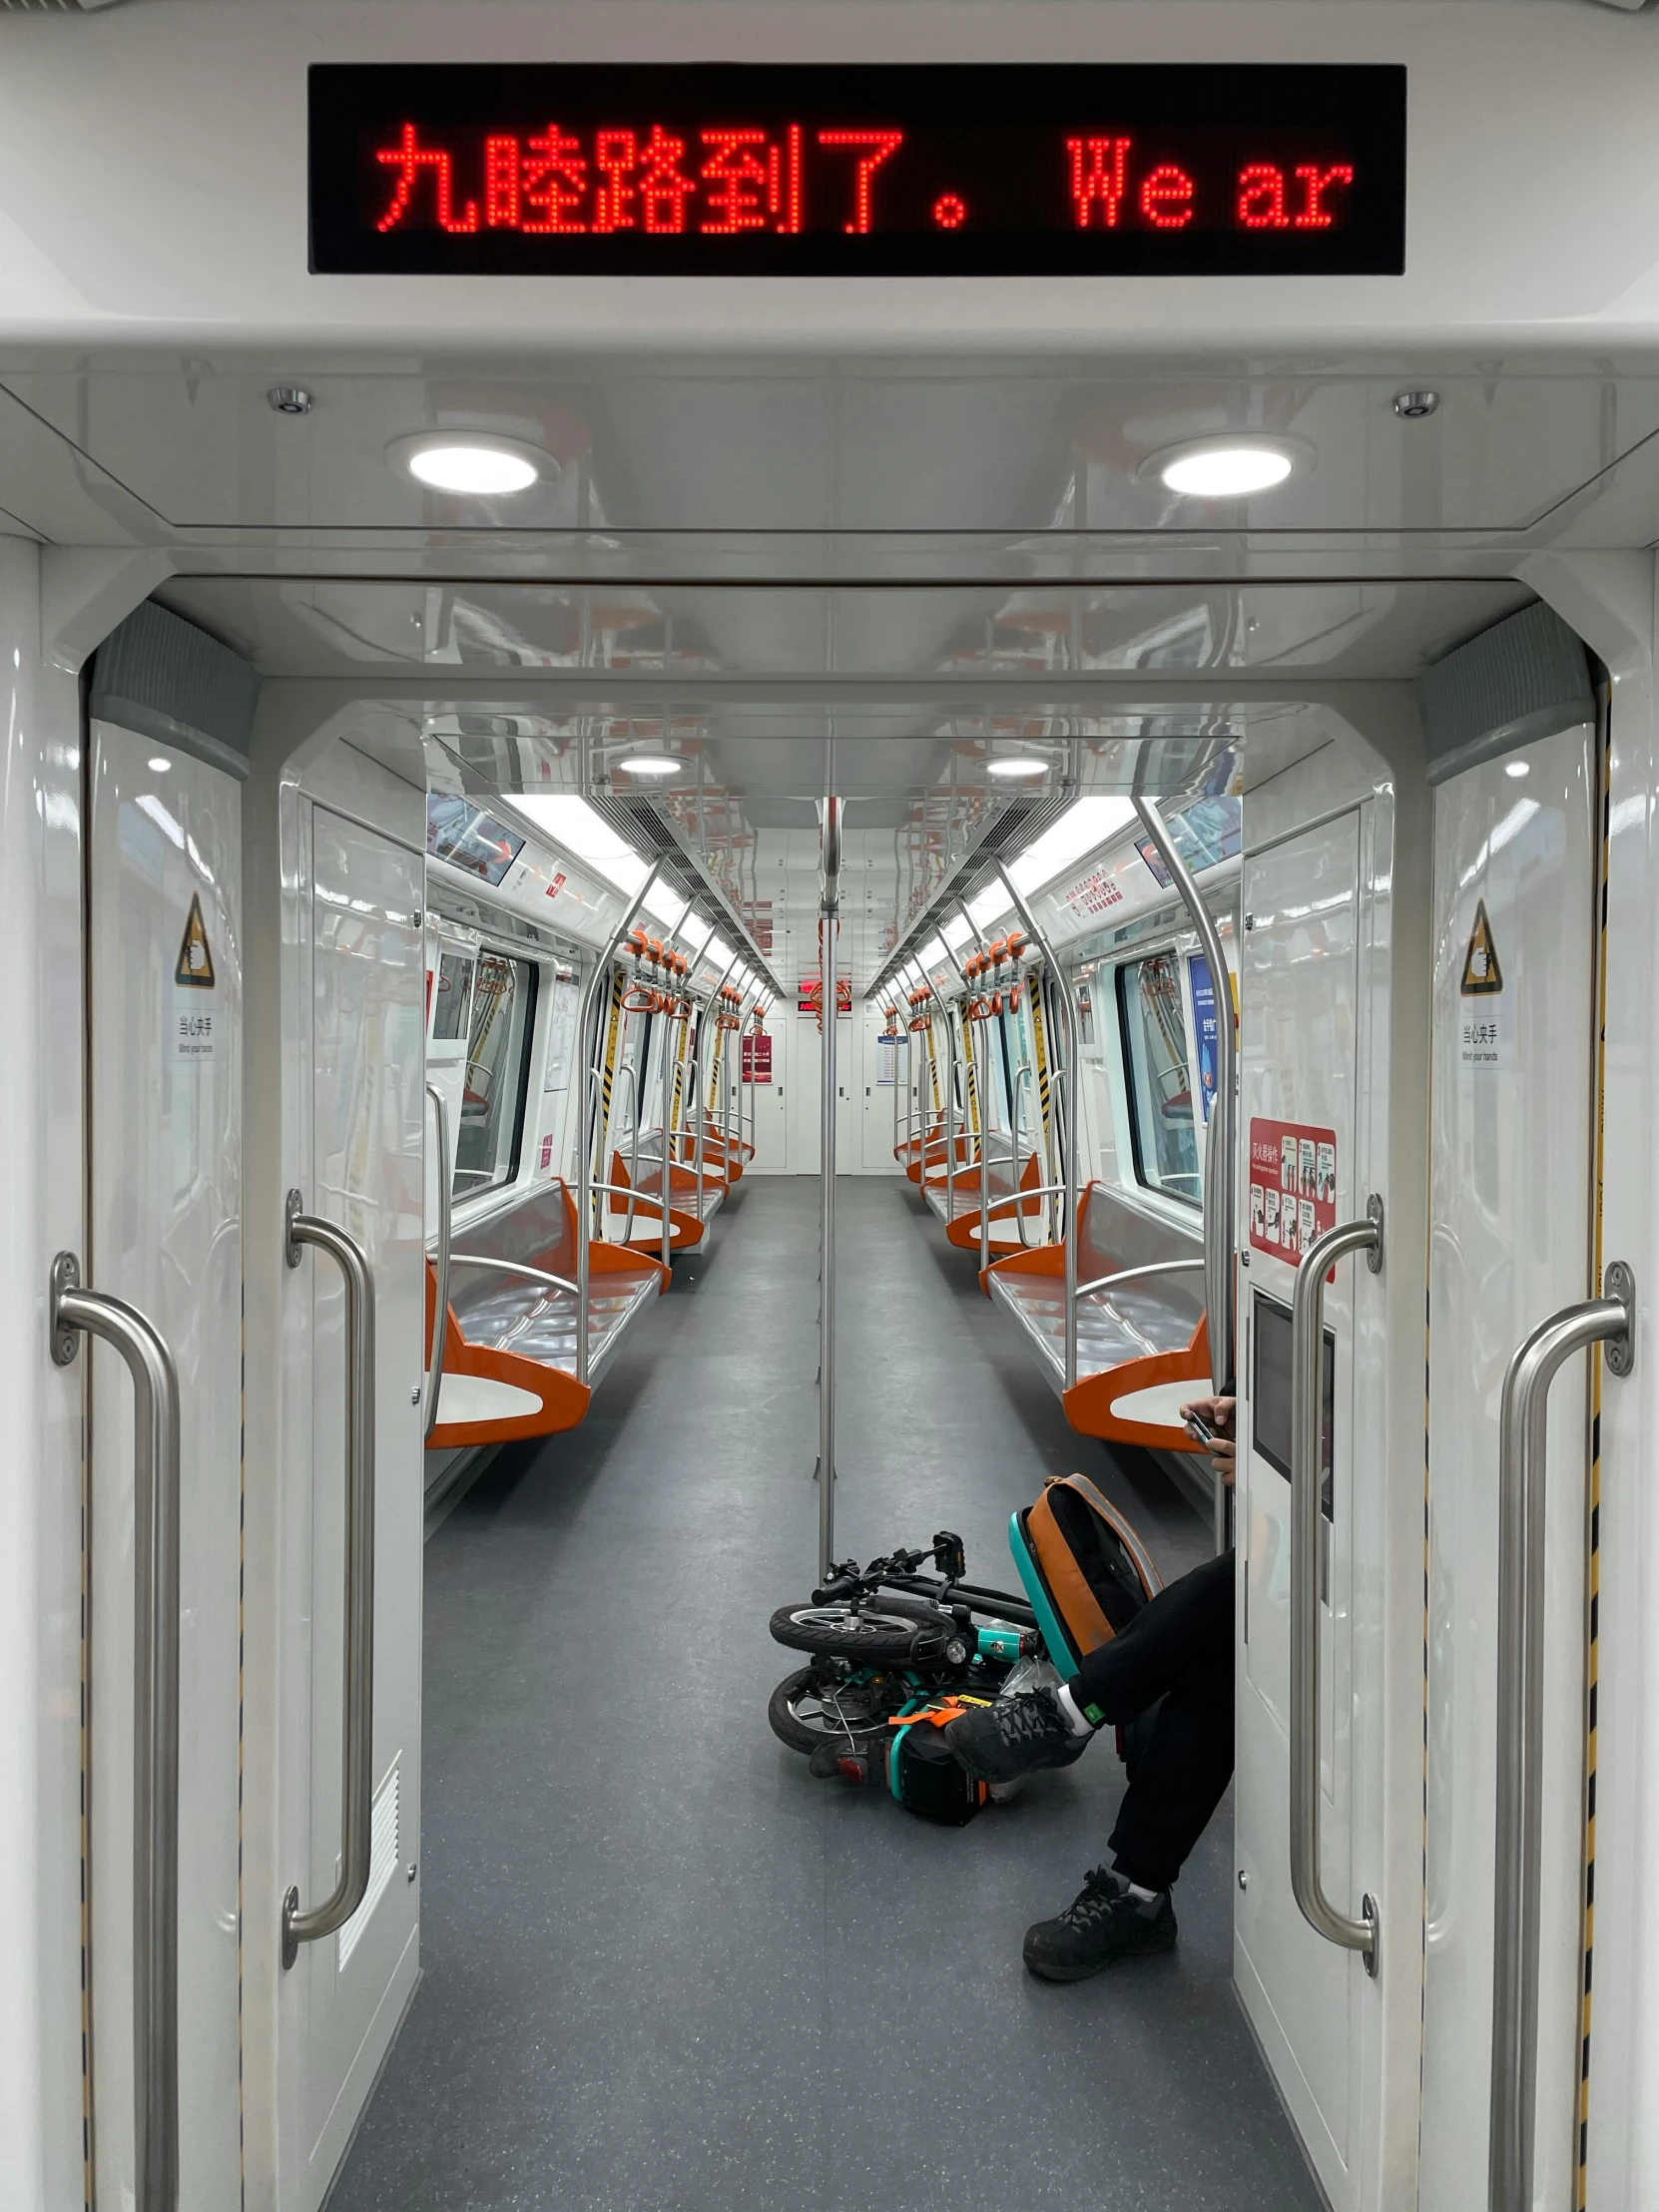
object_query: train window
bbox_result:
[1117,950,1201,1205]
[453,949,537,1200]
[430,949,474,1043]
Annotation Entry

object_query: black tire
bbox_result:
[768,1668,890,1755]
[768,1601,958,1665]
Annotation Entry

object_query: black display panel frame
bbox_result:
[1252,1290,1336,1524]
[308,63,1405,277]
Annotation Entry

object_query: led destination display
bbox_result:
[309,64,1405,276]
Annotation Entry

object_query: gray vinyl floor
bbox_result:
[328,1177,1322,2212]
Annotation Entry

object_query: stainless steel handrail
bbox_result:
[51,1254,182,2212]
[1488,1264,1634,2212]
[698,955,741,1230]
[610,1062,643,1243]
[577,871,660,1385]
[1075,1258,1205,1298]
[450,1253,583,1298]
[997,865,1081,1391]
[818,784,840,1582]
[659,983,675,1271]
[423,1082,451,1443]
[281,1197,377,1969]
[1011,1064,1038,1249]
[1290,1203,1383,1974]
[1134,798,1237,1394]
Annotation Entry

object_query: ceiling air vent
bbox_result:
[1416,601,1594,786]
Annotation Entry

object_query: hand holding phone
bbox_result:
[1184,1407,1216,1445]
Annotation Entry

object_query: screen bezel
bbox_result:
[1251,1289,1336,1524]
[308,62,1407,278]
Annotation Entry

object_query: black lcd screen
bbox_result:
[308,64,1405,276]
[1252,1292,1335,1522]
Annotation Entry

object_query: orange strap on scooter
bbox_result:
[883,1695,992,1730]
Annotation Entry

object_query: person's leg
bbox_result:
[1104,1657,1235,1891]
[1066,1548,1234,1726]
[1016,1561,1235,1980]
[944,1549,1234,1783]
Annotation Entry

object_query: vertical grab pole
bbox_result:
[51,1258,182,2212]
[1488,1269,1634,2212]
[693,996,706,1230]
[1132,797,1237,1399]
[576,869,659,1386]
[997,866,1080,1391]
[1289,1206,1383,1974]
[660,986,675,1272]
[706,953,742,1202]
[818,787,841,1582]
[422,1082,452,1441]
[938,930,973,1230]
[957,900,994,1270]
[279,1202,376,1968]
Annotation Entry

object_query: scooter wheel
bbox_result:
[768,1602,946,1664]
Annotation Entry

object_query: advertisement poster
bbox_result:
[1248,1117,1338,1263]
[741,1032,774,1082]
[1189,954,1219,1123]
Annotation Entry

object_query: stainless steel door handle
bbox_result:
[1290,1201,1383,1975]
[1488,1264,1634,2212]
[51,1253,182,2212]
[281,1195,377,1968]
[423,1083,451,1442]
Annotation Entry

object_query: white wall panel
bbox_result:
[1419,721,1595,2212]
[0,540,89,2212]
[86,721,246,2210]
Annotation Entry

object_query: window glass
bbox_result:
[1117,950,1201,1205]
[430,949,474,1042]
[454,950,536,1200]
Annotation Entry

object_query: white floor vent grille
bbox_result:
[338,1760,399,1970]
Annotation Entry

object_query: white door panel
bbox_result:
[281,804,425,2211]
[1420,722,1595,2212]
[87,721,243,2210]
[1236,809,1362,2202]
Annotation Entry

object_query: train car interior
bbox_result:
[8,8,1659,2212]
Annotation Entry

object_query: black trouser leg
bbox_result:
[1067,1549,1235,1892]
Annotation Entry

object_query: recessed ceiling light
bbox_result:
[389,431,551,496]
[985,757,1049,781]
[1156,440,1298,498]
[148,757,172,773]
[1505,759,1530,779]
[618,754,683,779]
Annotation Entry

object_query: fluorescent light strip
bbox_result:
[1006,796,1137,896]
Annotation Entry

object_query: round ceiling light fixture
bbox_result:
[1151,437,1301,499]
[617,754,684,779]
[389,431,553,496]
[985,756,1050,780]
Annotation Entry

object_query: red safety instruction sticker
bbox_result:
[1248,1118,1337,1264]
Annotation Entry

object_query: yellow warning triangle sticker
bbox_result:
[174,892,216,989]
[1459,898,1503,996]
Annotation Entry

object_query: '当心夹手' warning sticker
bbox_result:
[1457,897,1510,1072]
[170,891,218,1063]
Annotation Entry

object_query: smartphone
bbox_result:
[1185,1408,1216,1445]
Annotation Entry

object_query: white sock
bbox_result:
[1054,1682,1095,1737]
[1121,1878,1161,1903]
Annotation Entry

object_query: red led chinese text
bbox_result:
[374,121,903,238]
[372,123,1360,242]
